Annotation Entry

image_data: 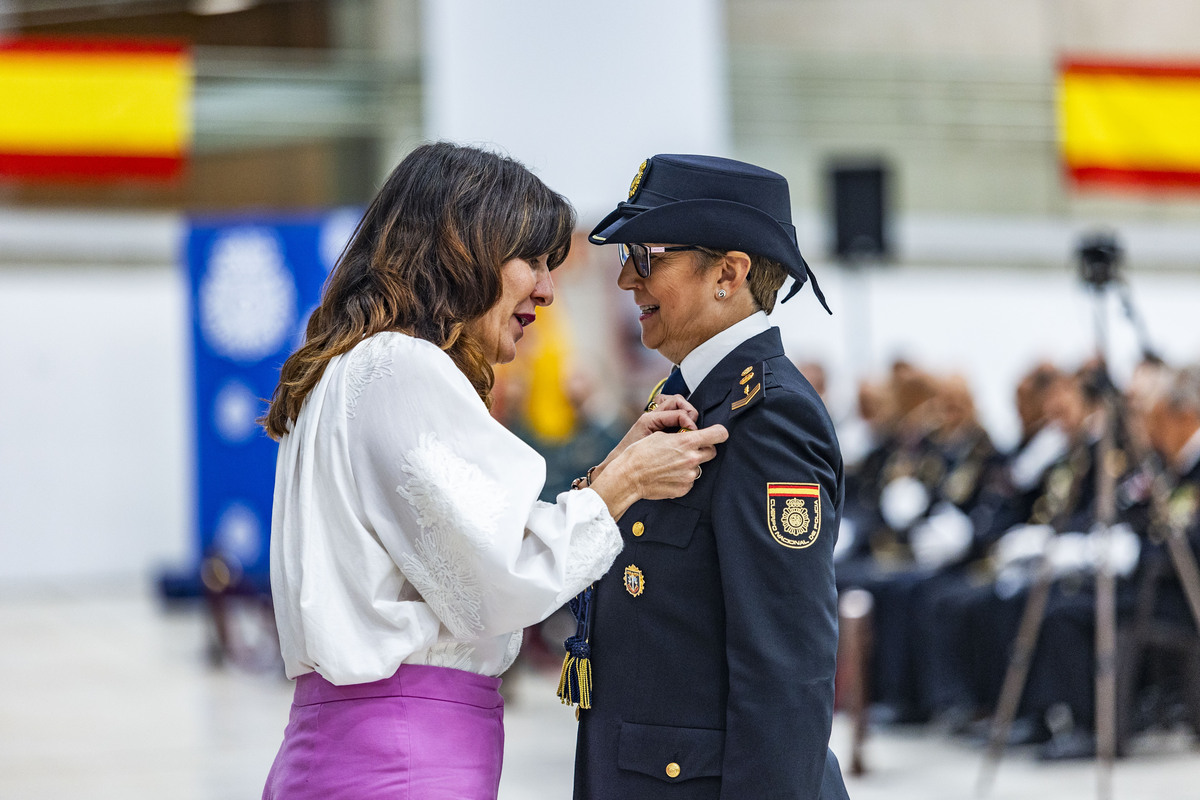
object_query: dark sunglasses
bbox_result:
[617,243,703,278]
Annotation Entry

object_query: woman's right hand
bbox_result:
[587,394,699,482]
[588,424,728,519]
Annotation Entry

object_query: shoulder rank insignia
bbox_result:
[623,564,645,597]
[767,483,822,549]
[732,364,762,411]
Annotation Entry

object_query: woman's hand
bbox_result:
[644,392,700,429]
[588,394,699,484]
[589,423,729,520]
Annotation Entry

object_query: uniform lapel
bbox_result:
[687,327,786,421]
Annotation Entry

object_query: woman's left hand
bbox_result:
[587,394,699,485]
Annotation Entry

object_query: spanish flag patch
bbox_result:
[766,483,822,549]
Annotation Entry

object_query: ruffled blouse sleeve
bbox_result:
[345,334,622,639]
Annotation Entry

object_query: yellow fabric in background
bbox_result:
[0,42,191,157]
[523,302,577,443]
[1061,70,1200,171]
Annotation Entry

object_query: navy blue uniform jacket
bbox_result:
[574,328,850,799]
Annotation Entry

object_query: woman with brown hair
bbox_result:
[260,142,727,800]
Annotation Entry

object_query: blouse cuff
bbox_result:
[553,488,623,606]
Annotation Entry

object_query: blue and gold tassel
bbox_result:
[557,586,594,710]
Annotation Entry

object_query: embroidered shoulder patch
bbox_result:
[766,483,822,549]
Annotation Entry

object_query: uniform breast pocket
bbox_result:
[623,499,702,549]
[617,721,724,783]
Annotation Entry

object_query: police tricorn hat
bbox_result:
[588,154,829,311]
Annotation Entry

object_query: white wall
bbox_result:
[0,214,191,588]
[420,0,730,222]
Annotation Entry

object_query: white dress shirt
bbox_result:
[270,331,623,684]
[678,310,772,391]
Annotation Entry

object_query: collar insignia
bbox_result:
[733,364,762,411]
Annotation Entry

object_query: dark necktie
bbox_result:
[661,366,690,398]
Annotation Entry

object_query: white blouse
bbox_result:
[270,331,623,684]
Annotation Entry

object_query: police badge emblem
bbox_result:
[767,483,822,549]
[623,564,645,597]
[628,159,648,200]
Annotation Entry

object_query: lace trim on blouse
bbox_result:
[396,432,509,638]
[423,641,476,671]
[345,334,395,419]
[556,504,623,606]
[498,629,524,674]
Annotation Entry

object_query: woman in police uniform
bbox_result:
[571,154,850,799]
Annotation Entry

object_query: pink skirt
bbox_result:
[262,663,504,800]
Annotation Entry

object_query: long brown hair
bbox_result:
[262,142,575,440]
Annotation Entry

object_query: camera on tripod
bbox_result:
[1077,230,1123,289]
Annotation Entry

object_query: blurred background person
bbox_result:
[1022,364,1200,759]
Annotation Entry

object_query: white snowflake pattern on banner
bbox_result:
[212,379,260,443]
[320,208,362,273]
[199,228,296,362]
[214,502,262,564]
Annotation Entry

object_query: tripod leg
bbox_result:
[976,558,1054,798]
[1164,529,1200,632]
[1095,563,1117,800]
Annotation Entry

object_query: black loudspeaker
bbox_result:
[830,163,889,260]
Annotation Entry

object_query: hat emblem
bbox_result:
[628,159,648,201]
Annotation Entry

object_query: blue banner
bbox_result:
[184,209,361,585]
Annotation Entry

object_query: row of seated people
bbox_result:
[833,357,1200,760]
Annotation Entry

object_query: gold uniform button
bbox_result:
[632,521,645,537]
[665,762,681,779]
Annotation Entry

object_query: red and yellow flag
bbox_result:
[0,38,192,181]
[1059,57,1200,190]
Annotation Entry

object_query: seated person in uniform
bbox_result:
[837,370,1002,723]
[913,366,1103,730]
[1024,363,1200,759]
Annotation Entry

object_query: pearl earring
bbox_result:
[717,290,726,299]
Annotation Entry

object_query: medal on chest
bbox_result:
[623,564,645,597]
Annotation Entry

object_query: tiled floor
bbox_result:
[1,581,1196,799]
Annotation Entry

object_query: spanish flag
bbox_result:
[0,38,191,181]
[1060,57,1200,190]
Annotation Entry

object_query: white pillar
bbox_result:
[420,0,730,221]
